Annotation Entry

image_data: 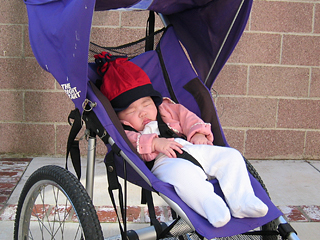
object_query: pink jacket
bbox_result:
[121,98,214,162]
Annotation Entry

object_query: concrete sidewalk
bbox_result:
[1,157,320,239]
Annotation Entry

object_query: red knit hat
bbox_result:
[94,52,162,112]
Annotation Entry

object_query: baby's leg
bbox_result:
[183,145,268,219]
[152,157,231,228]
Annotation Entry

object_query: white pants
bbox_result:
[151,139,268,227]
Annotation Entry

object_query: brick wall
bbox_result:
[213,1,320,160]
[0,0,319,160]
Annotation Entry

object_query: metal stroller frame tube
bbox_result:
[204,0,245,85]
[158,13,169,27]
[86,136,97,199]
[275,216,300,240]
[107,136,153,187]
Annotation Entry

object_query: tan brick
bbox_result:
[0,58,55,90]
[278,99,320,129]
[96,138,108,156]
[213,65,247,95]
[251,1,313,33]
[305,131,320,159]
[92,11,120,26]
[282,35,320,66]
[56,124,72,156]
[56,124,85,156]
[245,130,305,159]
[25,92,74,123]
[228,32,281,64]
[121,11,150,27]
[248,66,309,97]
[90,27,145,47]
[0,25,22,57]
[0,0,28,24]
[310,68,320,97]
[0,91,23,121]
[116,28,146,45]
[223,129,245,154]
[314,4,320,33]
[23,26,34,58]
[0,123,55,155]
[216,97,278,128]
[121,11,163,28]
[90,27,121,47]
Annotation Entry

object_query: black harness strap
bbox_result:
[141,188,164,239]
[156,111,204,171]
[66,104,112,180]
[66,109,82,179]
[145,11,155,52]
[104,145,129,240]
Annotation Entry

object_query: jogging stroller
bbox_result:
[15,0,299,239]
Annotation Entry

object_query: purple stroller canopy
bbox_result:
[25,0,252,109]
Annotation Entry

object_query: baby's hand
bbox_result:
[152,138,183,158]
[190,133,213,145]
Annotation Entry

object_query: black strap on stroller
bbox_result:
[65,108,82,179]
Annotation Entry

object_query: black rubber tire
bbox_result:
[14,165,103,240]
[244,158,279,239]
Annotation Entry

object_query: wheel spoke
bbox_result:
[14,165,103,240]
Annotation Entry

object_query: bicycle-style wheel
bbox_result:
[14,165,103,240]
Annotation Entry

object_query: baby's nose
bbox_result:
[139,111,146,117]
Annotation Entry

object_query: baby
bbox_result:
[96,53,268,228]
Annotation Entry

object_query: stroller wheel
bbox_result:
[14,165,103,240]
[245,158,279,240]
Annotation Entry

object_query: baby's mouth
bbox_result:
[143,119,151,126]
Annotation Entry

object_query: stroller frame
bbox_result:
[83,118,300,240]
[15,0,300,239]
[81,86,300,240]
[13,79,300,240]
[14,106,299,240]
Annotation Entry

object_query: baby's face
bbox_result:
[117,96,158,131]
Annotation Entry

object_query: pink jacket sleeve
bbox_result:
[160,100,214,142]
[124,130,159,162]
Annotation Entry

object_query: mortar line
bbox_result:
[308,67,312,97]
[312,3,316,34]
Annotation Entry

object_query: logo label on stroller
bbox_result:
[61,83,81,100]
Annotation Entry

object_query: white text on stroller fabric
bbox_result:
[61,83,81,99]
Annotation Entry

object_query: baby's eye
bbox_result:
[125,109,135,115]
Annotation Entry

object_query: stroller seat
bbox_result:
[86,26,283,239]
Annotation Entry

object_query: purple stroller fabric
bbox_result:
[25,0,253,109]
